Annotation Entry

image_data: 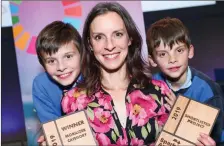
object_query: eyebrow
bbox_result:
[44,57,55,61]
[44,51,75,60]
[155,50,168,54]
[174,45,186,49]
[91,29,125,35]
[64,51,76,55]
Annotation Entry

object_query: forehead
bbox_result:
[155,41,186,51]
[42,42,78,58]
[90,12,126,33]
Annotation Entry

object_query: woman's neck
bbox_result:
[101,64,130,91]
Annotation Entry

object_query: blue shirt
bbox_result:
[153,66,224,144]
[32,72,82,123]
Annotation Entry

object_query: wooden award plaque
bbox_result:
[42,110,97,146]
[155,95,219,145]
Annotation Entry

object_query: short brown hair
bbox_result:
[146,17,191,56]
[36,21,81,67]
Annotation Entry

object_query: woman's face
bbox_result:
[89,12,131,72]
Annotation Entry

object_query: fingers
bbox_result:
[165,91,176,108]
[167,91,176,102]
[40,141,47,146]
[37,135,46,146]
[197,133,216,146]
[164,103,171,111]
[195,140,204,146]
[37,135,45,143]
[165,96,173,106]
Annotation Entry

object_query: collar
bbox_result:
[72,74,83,88]
[166,66,192,91]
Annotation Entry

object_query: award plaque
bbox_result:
[42,110,97,146]
[155,95,219,145]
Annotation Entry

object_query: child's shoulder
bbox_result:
[190,67,222,95]
[34,72,48,81]
[33,72,56,88]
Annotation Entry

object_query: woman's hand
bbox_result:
[196,133,216,146]
[164,90,176,111]
[37,135,47,146]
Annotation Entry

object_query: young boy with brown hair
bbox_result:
[32,21,82,143]
[146,17,224,145]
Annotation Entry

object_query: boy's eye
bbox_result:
[158,52,167,57]
[46,59,55,64]
[177,48,184,53]
[66,54,73,59]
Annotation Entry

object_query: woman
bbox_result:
[62,2,172,145]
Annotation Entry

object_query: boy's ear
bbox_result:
[188,45,194,59]
[148,55,157,67]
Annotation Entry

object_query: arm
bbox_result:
[205,95,224,145]
[32,78,61,123]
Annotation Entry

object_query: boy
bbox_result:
[146,17,224,145]
[33,21,82,124]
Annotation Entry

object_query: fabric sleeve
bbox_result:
[32,78,61,123]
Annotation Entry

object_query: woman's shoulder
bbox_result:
[65,87,88,98]
[142,79,171,96]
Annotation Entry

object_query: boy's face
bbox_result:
[42,41,81,86]
[152,41,194,82]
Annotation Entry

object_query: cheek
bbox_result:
[45,66,56,76]
[92,42,104,53]
[70,56,81,68]
[118,38,130,49]
[155,59,167,69]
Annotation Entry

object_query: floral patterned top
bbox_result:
[61,79,170,145]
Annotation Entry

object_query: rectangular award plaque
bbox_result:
[155,95,219,145]
[42,110,97,146]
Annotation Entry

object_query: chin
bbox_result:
[59,81,74,86]
[165,73,183,82]
[55,77,76,86]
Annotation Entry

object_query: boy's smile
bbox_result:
[57,72,72,79]
[153,41,194,86]
[168,66,181,72]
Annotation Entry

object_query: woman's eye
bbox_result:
[115,32,123,37]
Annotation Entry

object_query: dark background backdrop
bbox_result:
[2,27,27,145]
